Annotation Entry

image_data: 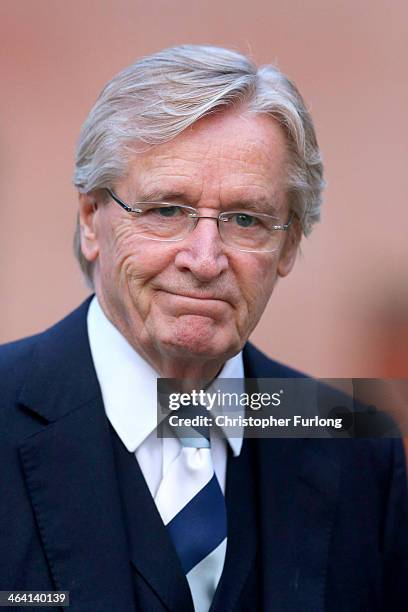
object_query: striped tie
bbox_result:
[154,407,227,612]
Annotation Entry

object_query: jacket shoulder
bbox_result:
[0,334,39,396]
[243,341,307,378]
[0,298,93,415]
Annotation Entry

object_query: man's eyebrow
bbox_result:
[224,197,280,215]
[135,188,193,203]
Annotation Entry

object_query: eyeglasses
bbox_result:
[105,188,294,253]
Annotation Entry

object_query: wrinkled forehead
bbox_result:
[115,111,290,211]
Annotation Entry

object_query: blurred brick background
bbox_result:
[1,0,407,381]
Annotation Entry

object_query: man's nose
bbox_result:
[174,217,229,282]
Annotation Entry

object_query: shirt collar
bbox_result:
[87,296,243,456]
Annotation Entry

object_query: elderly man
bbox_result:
[0,45,407,612]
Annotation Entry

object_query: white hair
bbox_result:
[73,44,324,286]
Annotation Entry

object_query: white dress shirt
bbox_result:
[87,296,243,497]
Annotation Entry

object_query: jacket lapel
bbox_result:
[17,300,135,610]
[16,299,185,611]
[19,398,136,611]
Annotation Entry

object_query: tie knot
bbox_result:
[171,403,211,448]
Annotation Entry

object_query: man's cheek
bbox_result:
[242,279,274,332]
[117,250,154,283]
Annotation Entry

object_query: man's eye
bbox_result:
[233,213,257,228]
[153,206,180,217]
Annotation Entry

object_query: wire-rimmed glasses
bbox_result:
[106,188,294,253]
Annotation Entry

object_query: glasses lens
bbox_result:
[136,204,195,240]
[219,212,282,252]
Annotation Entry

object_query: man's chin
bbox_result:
[159,315,237,360]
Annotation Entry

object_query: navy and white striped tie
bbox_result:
[155,410,227,612]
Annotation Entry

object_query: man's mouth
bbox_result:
[161,288,233,306]
[158,290,233,317]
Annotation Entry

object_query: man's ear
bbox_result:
[78,192,99,263]
[277,217,302,278]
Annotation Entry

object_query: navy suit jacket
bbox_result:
[1,299,407,611]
